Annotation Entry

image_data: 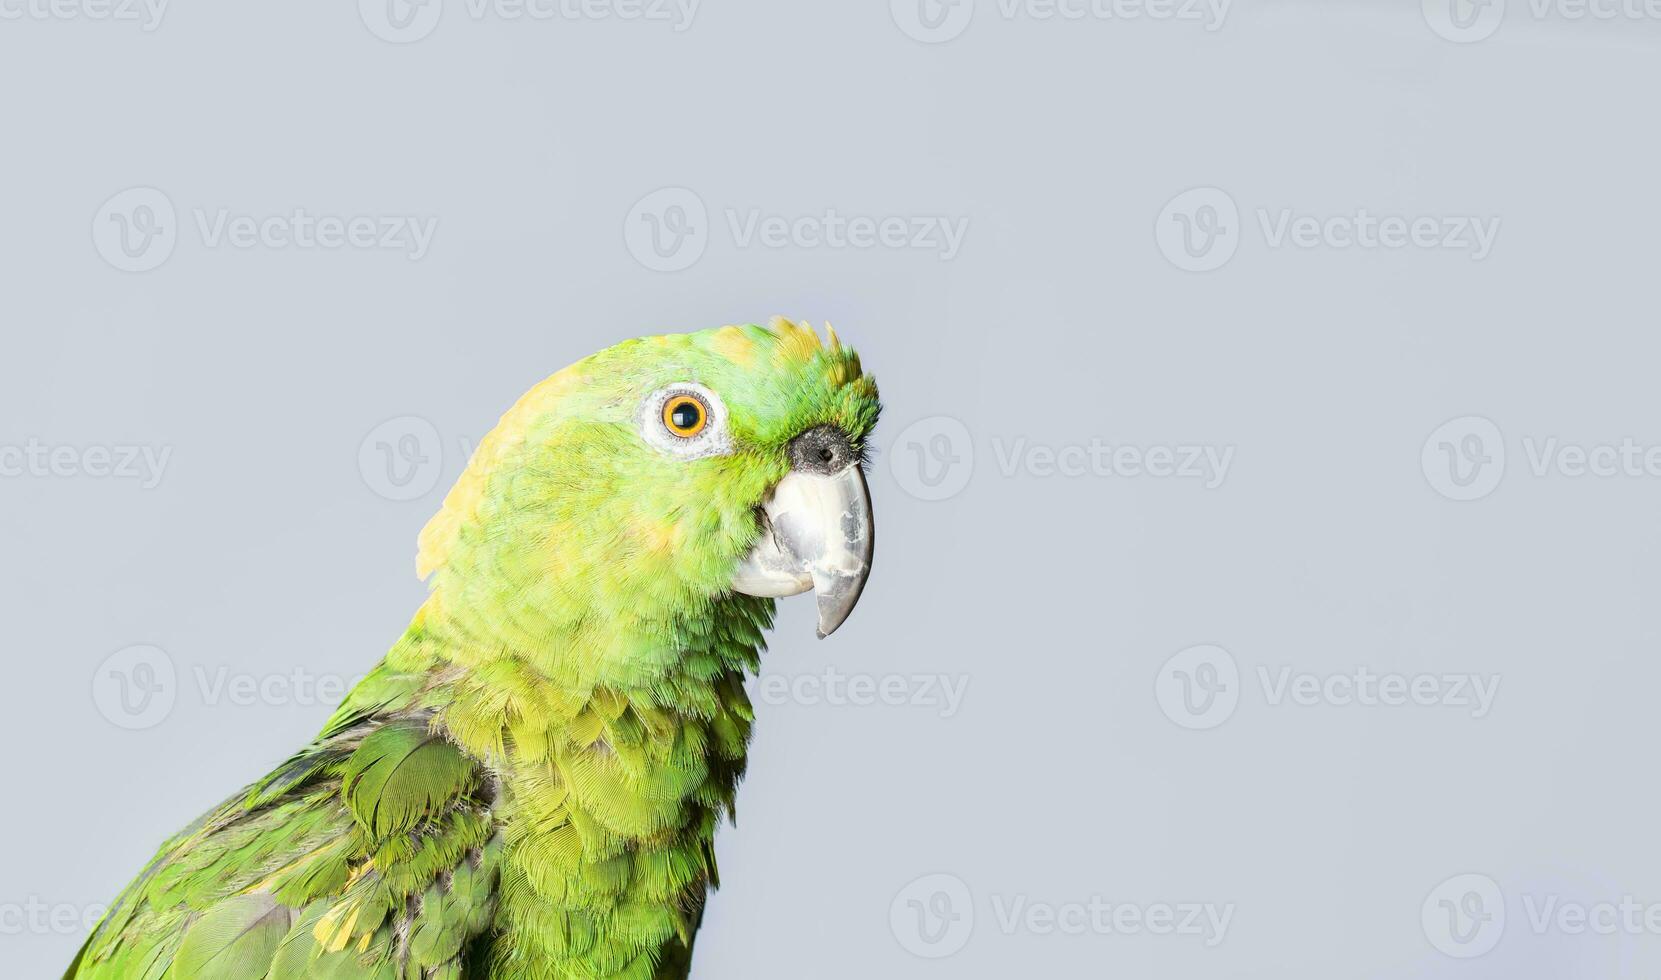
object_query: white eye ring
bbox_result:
[638,382,733,459]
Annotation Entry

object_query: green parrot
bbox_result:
[65,318,879,980]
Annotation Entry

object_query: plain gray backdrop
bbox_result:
[4,1,1661,976]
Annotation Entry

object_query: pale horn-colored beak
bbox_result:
[731,427,874,638]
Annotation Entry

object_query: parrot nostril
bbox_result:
[788,425,854,476]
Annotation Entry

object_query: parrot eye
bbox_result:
[663,395,707,438]
[639,383,732,459]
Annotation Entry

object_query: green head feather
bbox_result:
[415,318,879,687]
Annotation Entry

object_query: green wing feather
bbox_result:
[170,894,293,979]
[67,698,498,980]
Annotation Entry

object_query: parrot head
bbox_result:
[413,318,879,679]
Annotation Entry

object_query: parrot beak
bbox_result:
[731,452,874,638]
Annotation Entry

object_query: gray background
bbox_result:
[4,1,1661,977]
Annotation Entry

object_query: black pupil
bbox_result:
[670,401,702,431]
